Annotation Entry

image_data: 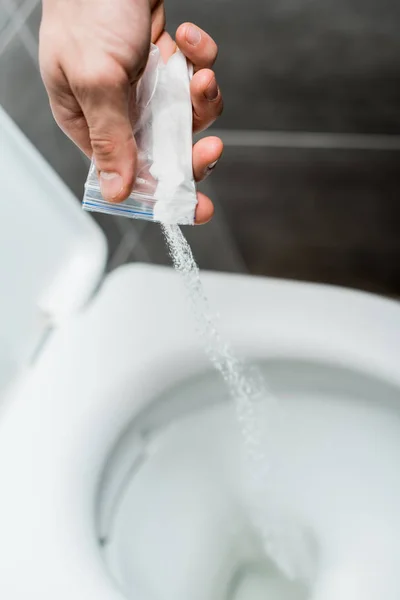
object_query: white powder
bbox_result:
[151,51,198,225]
[162,224,314,583]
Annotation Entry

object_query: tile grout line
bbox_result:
[10,0,40,66]
[122,220,151,263]
[204,129,400,151]
[108,233,136,271]
[200,178,249,274]
[109,218,150,268]
[18,11,39,65]
[0,0,39,56]
[108,226,151,271]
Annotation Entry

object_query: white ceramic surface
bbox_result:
[0,263,399,599]
[0,106,107,393]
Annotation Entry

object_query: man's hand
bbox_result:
[39,0,223,224]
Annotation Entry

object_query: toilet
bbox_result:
[1,105,400,600]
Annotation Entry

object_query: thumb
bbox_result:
[82,72,137,203]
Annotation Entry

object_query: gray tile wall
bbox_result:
[167,0,400,134]
[1,0,399,295]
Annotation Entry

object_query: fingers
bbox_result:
[190,69,223,133]
[150,0,166,44]
[175,23,223,132]
[175,23,218,71]
[193,136,223,225]
[195,191,214,225]
[77,67,137,203]
[192,136,223,182]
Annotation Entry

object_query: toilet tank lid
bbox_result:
[0,107,107,392]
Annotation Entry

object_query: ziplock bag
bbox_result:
[82,44,197,225]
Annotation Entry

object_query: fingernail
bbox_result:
[186,25,201,46]
[100,171,123,201]
[205,159,219,177]
[204,78,219,101]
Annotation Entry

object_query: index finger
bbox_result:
[175,23,218,72]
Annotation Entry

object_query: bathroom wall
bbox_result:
[1,0,399,295]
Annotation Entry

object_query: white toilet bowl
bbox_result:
[1,107,400,600]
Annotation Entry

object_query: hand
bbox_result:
[39,0,223,224]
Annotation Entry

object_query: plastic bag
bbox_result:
[82,44,197,225]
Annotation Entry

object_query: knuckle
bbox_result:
[97,69,127,90]
[73,63,128,96]
[90,137,116,159]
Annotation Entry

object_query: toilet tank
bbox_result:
[0,106,107,393]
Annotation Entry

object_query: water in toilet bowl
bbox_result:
[103,363,400,600]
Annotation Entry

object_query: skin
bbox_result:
[39,0,223,224]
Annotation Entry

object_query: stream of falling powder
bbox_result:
[162,224,313,583]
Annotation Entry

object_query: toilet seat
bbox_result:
[1,106,400,599]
